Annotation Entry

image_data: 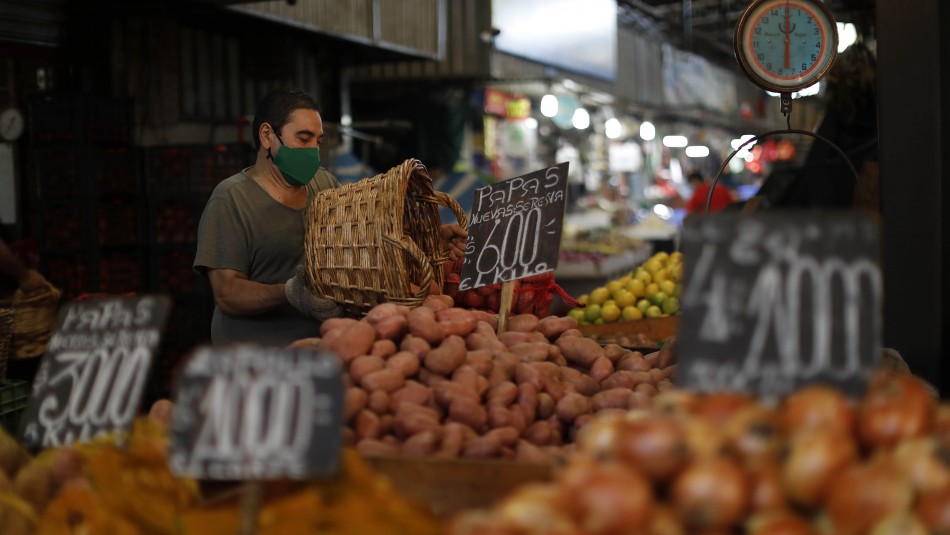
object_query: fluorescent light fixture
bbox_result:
[731,135,757,150]
[662,135,688,148]
[639,121,655,141]
[572,108,590,129]
[837,23,857,53]
[605,118,622,139]
[540,94,558,117]
[685,145,709,158]
[524,117,538,129]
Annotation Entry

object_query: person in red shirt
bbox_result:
[686,171,735,214]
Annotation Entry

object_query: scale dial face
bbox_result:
[734,0,839,93]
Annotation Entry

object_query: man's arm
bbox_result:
[206,268,288,316]
[0,239,47,293]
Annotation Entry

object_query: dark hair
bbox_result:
[687,171,705,184]
[252,87,320,150]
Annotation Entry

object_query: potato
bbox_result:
[591,388,635,411]
[515,440,551,463]
[618,353,651,372]
[386,351,421,378]
[498,331,531,347]
[535,316,578,340]
[323,321,377,363]
[436,308,479,337]
[393,407,442,437]
[602,344,628,364]
[349,355,386,384]
[320,317,358,336]
[487,382,519,408]
[463,435,502,458]
[373,315,409,341]
[451,365,480,392]
[484,427,520,448]
[365,302,409,324]
[367,390,391,414]
[589,356,615,383]
[465,350,494,377]
[555,393,592,423]
[436,422,468,458]
[424,335,467,376]
[507,314,540,333]
[407,306,446,345]
[390,381,432,409]
[360,368,406,393]
[448,398,488,430]
[344,387,368,421]
[522,421,555,446]
[537,393,556,420]
[355,410,382,440]
[514,363,543,390]
[434,381,480,408]
[399,335,432,359]
[556,336,605,368]
[560,367,600,397]
[369,339,397,359]
[423,294,454,311]
[509,342,550,363]
[517,383,539,421]
[401,431,441,457]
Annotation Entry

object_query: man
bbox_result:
[194,88,465,347]
[685,170,735,214]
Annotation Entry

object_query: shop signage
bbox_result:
[459,162,569,290]
[676,212,882,400]
[168,345,343,480]
[18,295,171,451]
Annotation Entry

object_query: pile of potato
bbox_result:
[300,295,677,462]
[447,370,950,535]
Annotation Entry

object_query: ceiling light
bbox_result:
[639,121,655,141]
[662,135,688,148]
[685,145,709,157]
[572,108,590,129]
[605,118,622,139]
[540,94,558,117]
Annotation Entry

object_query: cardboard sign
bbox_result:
[676,212,882,399]
[169,345,343,480]
[459,162,569,290]
[18,294,172,450]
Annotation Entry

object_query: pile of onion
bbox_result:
[448,370,950,535]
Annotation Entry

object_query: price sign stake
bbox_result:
[676,212,882,401]
[459,162,570,334]
[17,294,171,452]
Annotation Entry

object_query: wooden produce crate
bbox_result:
[577,315,679,349]
[365,456,554,517]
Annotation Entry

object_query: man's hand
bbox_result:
[285,266,343,321]
[440,223,468,262]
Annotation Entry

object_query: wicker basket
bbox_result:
[0,282,62,379]
[304,159,467,315]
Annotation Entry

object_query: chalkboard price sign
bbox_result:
[459,162,569,290]
[18,294,172,451]
[169,345,343,480]
[677,212,882,399]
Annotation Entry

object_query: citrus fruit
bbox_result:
[659,280,677,296]
[589,287,610,305]
[622,305,643,321]
[626,279,646,298]
[635,270,652,285]
[568,308,586,322]
[606,280,625,296]
[661,297,680,315]
[615,290,636,308]
[646,283,660,296]
[636,299,652,312]
[645,305,663,318]
[649,291,669,307]
[601,303,622,322]
[584,304,603,323]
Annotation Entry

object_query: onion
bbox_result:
[680,416,727,460]
[825,459,915,535]
[646,505,686,535]
[560,461,654,535]
[781,428,858,509]
[778,384,855,437]
[496,483,576,535]
[671,457,749,530]
[868,512,929,535]
[573,413,627,459]
[890,436,950,492]
[746,511,817,535]
[651,389,700,418]
[914,485,950,533]
[616,415,689,483]
[747,464,789,515]
[693,392,756,428]
[858,372,935,450]
[724,405,783,469]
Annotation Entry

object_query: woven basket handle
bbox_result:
[428,191,469,231]
[384,233,435,306]
[11,280,61,308]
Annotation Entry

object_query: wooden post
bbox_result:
[497,280,516,335]
[239,481,263,535]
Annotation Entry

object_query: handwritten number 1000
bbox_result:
[475,208,541,285]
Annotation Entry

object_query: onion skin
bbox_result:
[671,457,749,530]
[561,461,654,535]
[781,429,858,510]
[746,511,818,535]
[778,385,855,437]
[914,485,950,533]
[747,464,789,515]
[724,405,783,469]
[858,372,935,450]
[889,436,950,493]
[824,459,915,535]
[616,415,689,483]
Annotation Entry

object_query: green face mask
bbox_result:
[271,130,321,186]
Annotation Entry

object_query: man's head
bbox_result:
[252,88,321,151]
[687,171,706,186]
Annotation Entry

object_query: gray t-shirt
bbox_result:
[193,167,340,347]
